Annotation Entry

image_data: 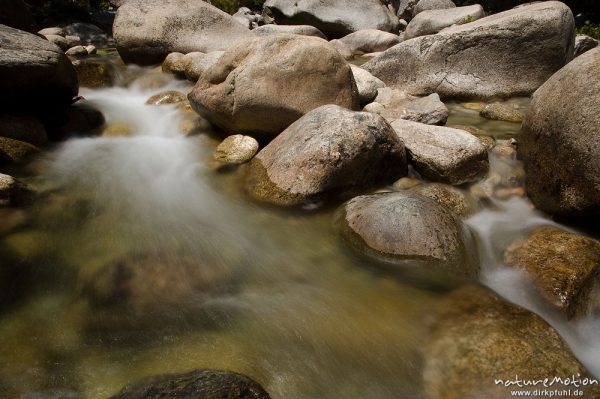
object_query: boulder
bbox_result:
[38,27,63,36]
[408,182,476,217]
[0,25,78,107]
[0,0,35,32]
[161,52,186,77]
[423,285,600,399]
[246,105,407,206]
[64,35,82,48]
[338,29,402,54]
[412,0,455,17]
[188,34,359,139]
[0,114,47,146]
[328,39,354,60]
[263,0,400,38]
[520,48,600,217]
[336,191,478,276]
[65,45,88,57]
[404,5,485,40]
[0,137,40,164]
[350,65,385,105]
[62,23,112,47]
[504,226,600,319]
[390,119,488,185]
[363,2,575,99]
[110,370,271,399]
[113,0,250,65]
[72,59,119,88]
[145,90,186,105]
[214,135,259,164]
[574,34,598,58]
[184,51,225,82]
[364,88,448,125]
[252,24,327,39]
[479,102,524,123]
[43,34,68,51]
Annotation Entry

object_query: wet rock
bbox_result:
[72,59,119,88]
[214,135,259,164]
[350,65,386,106]
[408,183,476,217]
[184,51,225,82]
[83,253,234,330]
[246,105,406,206]
[253,24,327,39]
[336,191,478,276]
[62,22,112,47]
[128,71,173,90]
[0,173,33,206]
[101,122,133,137]
[109,370,271,399]
[404,5,484,40]
[145,90,186,105]
[364,2,574,99]
[390,119,488,185]
[65,45,88,57]
[412,0,456,17]
[574,34,598,58]
[0,137,40,164]
[0,0,36,32]
[449,125,495,150]
[423,285,600,399]
[504,226,600,319]
[520,48,600,217]
[480,102,524,123]
[114,0,250,65]
[338,29,401,54]
[364,88,448,125]
[43,34,68,51]
[263,0,400,39]
[0,25,78,107]
[0,114,47,146]
[188,34,359,140]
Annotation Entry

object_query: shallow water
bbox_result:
[0,66,599,399]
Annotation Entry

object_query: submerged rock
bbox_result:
[408,183,476,217]
[364,88,448,125]
[0,25,78,107]
[214,135,259,164]
[72,59,119,88]
[480,102,524,123]
[364,2,575,99]
[423,284,600,399]
[246,105,406,206]
[145,90,186,105]
[390,119,488,185]
[338,29,401,54]
[404,5,485,40]
[0,137,40,164]
[188,34,359,140]
[504,226,600,319]
[520,48,600,217]
[263,0,400,38]
[113,0,250,65]
[336,191,478,276]
[110,369,271,399]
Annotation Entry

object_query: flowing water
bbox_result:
[1,62,599,398]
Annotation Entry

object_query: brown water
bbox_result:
[0,64,599,399]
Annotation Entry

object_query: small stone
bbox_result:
[214,135,259,164]
[480,102,524,123]
[85,45,97,55]
[145,90,186,105]
[43,34,68,50]
[65,45,88,57]
[461,102,485,111]
[64,35,81,48]
[392,177,422,190]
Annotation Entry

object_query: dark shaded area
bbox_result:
[455,0,598,22]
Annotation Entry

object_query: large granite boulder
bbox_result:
[338,29,402,54]
[0,25,78,107]
[336,191,478,276]
[390,119,488,185]
[188,34,359,139]
[246,105,406,206]
[520,48,600,217]
[263,0,400,38]
[404,4,485,40]
[113,0,250,65]
[363,1,575,99]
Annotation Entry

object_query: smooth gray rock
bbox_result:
[246,105,407,206]
[338,29,401,54]
[412,0,455,17]
[574,34,599,58]
[253,24,327,39]
[520,48,600,217]
[350,64,386,105]
[404,4,485,39]
[113,0,250,65]
[188,34,359,140]
[390,119,488,185]
[263,0,400,38]
[336,191,478,276]
[364,88,448,125]
[363,1,575,99]
[0,25,78,106]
